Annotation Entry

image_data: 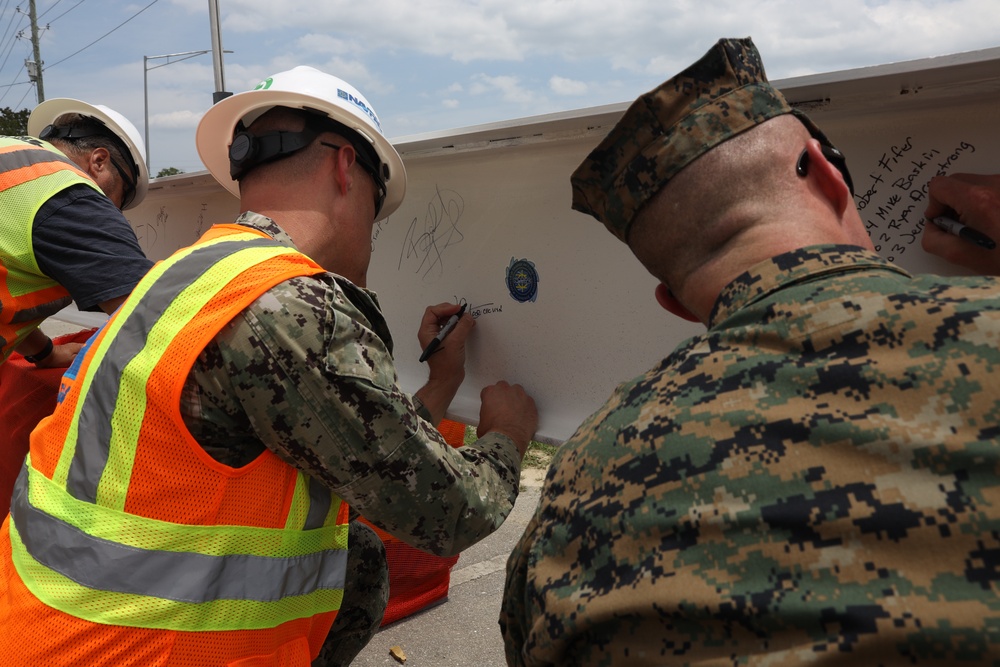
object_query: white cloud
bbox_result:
[218,0,524,62]
[195,0,998,81]
[151,109,203,129]
[295,33,357,57]
[27,0,1000,174]
[469,74,533,104]
[549,76,587,96]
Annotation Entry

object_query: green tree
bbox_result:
[156,167,184,178]
[0,107,31,136]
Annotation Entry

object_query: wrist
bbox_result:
[24,337,54,365]
[426,369,464,394]
[415,377,463,425]
[484,426,529,457]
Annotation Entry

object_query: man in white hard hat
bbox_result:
[0,66,538,667]
[0,99,152,369]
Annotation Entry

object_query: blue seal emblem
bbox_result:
[506,257,539,303]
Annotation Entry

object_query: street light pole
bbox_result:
[208,0,231,103]
[143,55,151,168]
[142,49,230,172]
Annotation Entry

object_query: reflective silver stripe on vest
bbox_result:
[67,236,282,503]
[305,477,333,531]
[11,466,348,602]
[11,298,73,323]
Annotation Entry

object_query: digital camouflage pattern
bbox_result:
[569,37,837,243]
[502,246,1000,666]
[178,212,521,659]
[314,520,388,667]
[183,212,523,558]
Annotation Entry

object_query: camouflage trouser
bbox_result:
[313,520,389,667]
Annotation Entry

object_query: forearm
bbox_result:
[261,383,522,555]
[344,425,522,556]
[413,373,462,426]
[310,375,523,555]
[223,285,523,555]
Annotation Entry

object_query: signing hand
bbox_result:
[922,173,1000,275]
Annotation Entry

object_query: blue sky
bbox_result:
[2,0,997,175]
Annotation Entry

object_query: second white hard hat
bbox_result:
[28,98,149,210]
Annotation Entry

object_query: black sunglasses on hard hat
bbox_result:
[107,156,138,209]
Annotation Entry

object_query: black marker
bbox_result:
[419,304,467,362]
[931,216,997,250]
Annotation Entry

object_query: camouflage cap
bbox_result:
[570,37,837,243]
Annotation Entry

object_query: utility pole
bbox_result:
[26,0,45,103]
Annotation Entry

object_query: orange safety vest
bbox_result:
[0,136,102,362]
[0,224,350,666]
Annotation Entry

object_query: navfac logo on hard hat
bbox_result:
[337,89,382,133]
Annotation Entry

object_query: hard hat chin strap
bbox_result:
[228,120,322,180]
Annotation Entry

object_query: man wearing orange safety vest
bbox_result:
[0,99,152,368]
[0,67,539,666]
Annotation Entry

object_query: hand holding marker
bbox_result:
[930,216,997,250]
[419,303,467,362]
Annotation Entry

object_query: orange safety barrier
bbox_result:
[0,328,96,517]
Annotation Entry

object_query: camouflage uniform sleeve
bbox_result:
[212,273,522,556]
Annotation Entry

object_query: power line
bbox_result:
[0,0,159,108]
[13,76,32,106]
[0,0,72,106]
[0,4,32,108]
[0,5,27,72]
[41,0,85,25]
[0,0,82,79]
[45,0,159,71]
[0,5,29,107]
[0,60,26,106]
[0,16,26,74]
[0,2,15,54]
[37,0,65,20]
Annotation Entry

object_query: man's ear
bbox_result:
[85,146,111,180]
[654,282,700,322]
[332,143,357,197]
[802,140,851,216]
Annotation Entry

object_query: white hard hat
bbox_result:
[196,65,406,220]
[28,98,149,210]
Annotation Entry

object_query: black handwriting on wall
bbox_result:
[857,138,976,263]
[399,185,465,282]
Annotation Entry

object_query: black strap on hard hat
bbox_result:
[228,118,322,180]
[228,113,387,195]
